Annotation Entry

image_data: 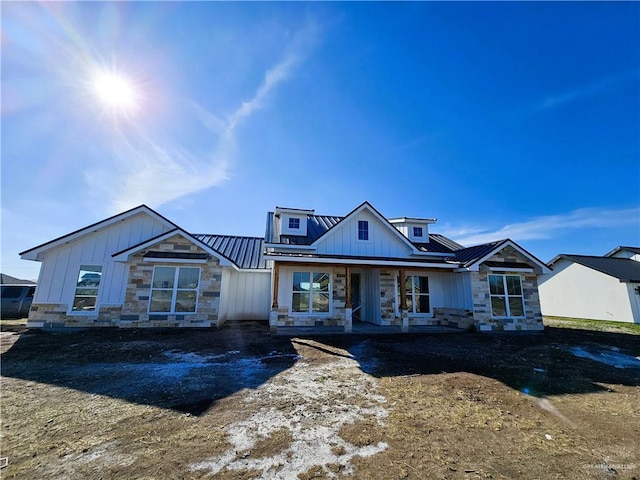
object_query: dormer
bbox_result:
[274,207,314,239]
[388,217,437,243]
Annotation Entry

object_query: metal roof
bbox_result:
[556,255,640,283]
[452,240,507,266]
[413,234,464,254]
[194,235,267,270]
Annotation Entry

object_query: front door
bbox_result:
[350,272,362,322]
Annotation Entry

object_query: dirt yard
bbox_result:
[1,320,639,479]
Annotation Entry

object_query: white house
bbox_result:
[539,246,640,324]
[20,201,550,332]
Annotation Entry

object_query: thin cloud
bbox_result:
[536,69,638,111]
[443,207,639,246]
[94,20,321,213]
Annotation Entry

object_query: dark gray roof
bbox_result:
[606,246,640,257]
[1,273,36,285]
[266,212,342,245]
[557,255,640,283]
[452,240,507,267]
[267,211,464,254]
[194,235,267,270]
[414,234,464,254]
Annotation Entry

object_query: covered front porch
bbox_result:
[268,258,470,334]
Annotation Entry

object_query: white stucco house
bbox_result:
[539,246,640,324]
[20,201,550,332]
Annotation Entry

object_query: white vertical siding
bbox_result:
[429,271,472,310]
[220,270,270,320]
[32,213,172,307]
[315,210,412,258]
[539,259,636,323]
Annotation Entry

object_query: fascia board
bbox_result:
[20,205,179,261]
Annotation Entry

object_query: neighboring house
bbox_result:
[539,246,640,324]
[20,201,549,332]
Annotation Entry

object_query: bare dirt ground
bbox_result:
[1,320,639,479]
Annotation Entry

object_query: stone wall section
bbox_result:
[28,234,223,328]
[120,235,222,328]
[469,246,544,332]
[275,266,347,327]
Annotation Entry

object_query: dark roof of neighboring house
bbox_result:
[555,255,640,283]
[605,246,640,257]
[0,273,36,285]
[194,235,267,270]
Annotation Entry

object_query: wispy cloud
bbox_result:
[536,69,638,111]
[442,206,640,246]
[91,20,322,213]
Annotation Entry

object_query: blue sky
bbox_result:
[2,2,639,280]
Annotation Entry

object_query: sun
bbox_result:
[89,68,140,116]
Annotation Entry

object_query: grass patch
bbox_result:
[544,316,640,335]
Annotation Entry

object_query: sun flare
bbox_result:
[89,69,140,116]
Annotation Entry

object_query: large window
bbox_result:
[72,265,102,312]
[150,266,200,313]
[399,275,430,314]
[488,274,524,318]
[358,220,369,241]
[292,271,330,313]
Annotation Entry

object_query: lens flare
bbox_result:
[89,68,140,116]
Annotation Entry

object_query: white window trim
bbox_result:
[290,270,333,316]
[395,272,432,317]
[488,274,525,319]
[148,266,201,315]
[68,265,103,316]
[356,220,371,243]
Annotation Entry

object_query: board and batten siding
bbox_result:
[539,259,638,323]
[315,210,412,258]
[34,213,172,307]
[219,269,271,321]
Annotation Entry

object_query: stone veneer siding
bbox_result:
[275,267,347,327]
[27,234,223,329]
[469,246,544,332]
[121,236,222,328]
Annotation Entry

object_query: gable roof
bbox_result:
[20,205,179,261]
[111,229,233,268]
[605,246,640,257]
[453,239,550,273]
[551,254,640,283]
[0,273,36,285]
[310,202,424,254]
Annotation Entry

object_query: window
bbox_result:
[292,271,330,313]
[488,274,524,317]
[72,265,102,312]
[288,217,300,229]
[413,227,423,238]
[2,286,24,299]
[358,220,369,241]
[150,266,200,313]
[399,275,430,314]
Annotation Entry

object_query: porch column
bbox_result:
[344,266,352,333]
[399,269,409,333]
[269,262,280,333]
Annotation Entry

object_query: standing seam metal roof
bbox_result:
[193,234,267,270]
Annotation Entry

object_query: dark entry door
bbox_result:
[350,272,362,321]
